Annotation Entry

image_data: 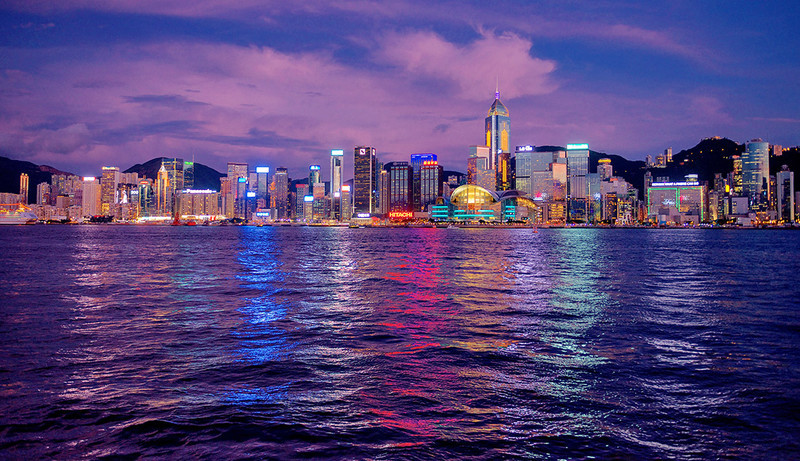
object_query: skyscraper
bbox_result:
[226,162,248,218]
[410,153,436,211]
[82,176,101,217]
[255,166,270,207]
[330,149,343,219]
[566,143,590,222]
[777,166,795,223]
[485,88,510,171]
[19,173,29,204]
[183,160,195,190]
[388,162,413,213]
[420,159,443,212]
[309,165,321,187]
[273,167,289,219]
[156,164,169,215]
[742,139,770,211]
[353,146,377,214]
[100,166,120,215]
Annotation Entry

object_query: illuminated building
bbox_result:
[330,149,343,219]
[411,153,436,211]
[137,179,154,217]
[162,158,185,202]
[255,166,269,206]
[100,166,120,215]
[388,162,413,213]
[353,146,377,214]
[731,155,743,195]
[467,146,495,191]
[664,147,673,163]
[485,88,510,171]
[36,182,49,206]
[183,160,194,189]
[226,162,248,218]
[295,184,308,219]
[496,152,511,190]
[420,159,443,212]
[302,195,313,221]
[271,167,288,219]
[566,144,590,222]
[598,158,612,180]
[742,139,770,211]
[340,184,352,221]
[155,164,170,215]
[443,185,537,222]
[178,189,220,216]
[647,177,707,224]
[378,169,389,215]
[309,164,321,187]
[19,173,29,204]
[777,166,794,222]
[81,176,101,217]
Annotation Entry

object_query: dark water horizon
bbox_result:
[1,226,798,459]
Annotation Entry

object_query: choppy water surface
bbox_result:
[1,226,798,459]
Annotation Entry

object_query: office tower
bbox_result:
[330,149,344,219]
[273,167,289,219]
[420,159,443,212]
[777,166,794,222]
[378,169,389,215]
[598,158,613,180]
[302,195,314,221]
[19,173,29,204]
[410,154,436,211]
[353,146,377,214]
[226,162,248,218]
[255,166,269,206]
[467,146,490,186]
[485,88,510,170]
[100,167,120,215]
[295,184,309,219]
[731,155,743,195]
[138,179,154,217]
[183,160,195,190]
[156,164,170,215]
[340,184,352,221]
[388,162,413,213]
[162,158,185,193]
[772,145,783,157]
[742,139,770,211]
[82,176,101,217]
[496,152,511,190]
[664,147,673,163]
[647,177,706,224]
[309,165,321,187]
[514,146,533,195]
[36,182,49,205]
[566,144,590,222]
[313,182,325,199]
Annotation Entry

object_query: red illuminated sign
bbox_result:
[423,160,438,166]
[389,211,413,219]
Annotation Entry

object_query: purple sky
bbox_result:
[1,0,798,179]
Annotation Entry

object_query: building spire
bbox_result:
[495,76,500,99]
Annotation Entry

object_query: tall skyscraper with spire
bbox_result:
[485,85,510,173]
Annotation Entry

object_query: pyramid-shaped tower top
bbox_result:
[488,90,509,117]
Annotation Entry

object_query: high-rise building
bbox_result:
[340,184,352,221]
[566,144,590,222]
[353,146,377,214]
[378,169,389,215]
[410,154,436,211]
[496,152,511,191]
[514,146,534,194]
[598,158,613,180]
[664,147,673,163]
[295,184,309,220]
[776,166,794,223]
[309,165,321,187]
[388,162,413,213]
[36,182,49,205]
[255,166,270,207]
[742,139,770,211]
[183,160,195,190]
[420,159,443,212]
[731,155,743,195]
[156,164,170,215]
[330,149,344,219]
[485,88,510,171]
[100,167,120,215]
[273,167,289,219]
[82,176,101,217]
[226,162,248,218]
[138,179,154,217]
[19,173,29,204]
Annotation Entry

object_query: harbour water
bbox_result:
[1,226,798,459]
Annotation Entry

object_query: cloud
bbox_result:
[124,94,210,107]
[377,30,557,101]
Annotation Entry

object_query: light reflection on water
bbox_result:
[0,226,798,459]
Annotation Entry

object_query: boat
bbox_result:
[0,204,37,225]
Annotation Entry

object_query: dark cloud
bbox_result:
[124,94,210,107]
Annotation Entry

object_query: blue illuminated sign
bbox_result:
[255,166,269,174]
[246,191,256,198]
[309,165,321,170]
[304,195,314,202]
[238,177,247,183]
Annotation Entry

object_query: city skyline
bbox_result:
[1,1,799,178]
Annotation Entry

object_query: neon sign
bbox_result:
[567,143,589,150]
[256,166,269,173]
[304,195,314,202]
[246,191,256,198]
[516,145,534,152]
[309,165,321,170]
[331,149,344,156]
[389,211,413,219]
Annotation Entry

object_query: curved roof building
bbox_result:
[445,184,537,222]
